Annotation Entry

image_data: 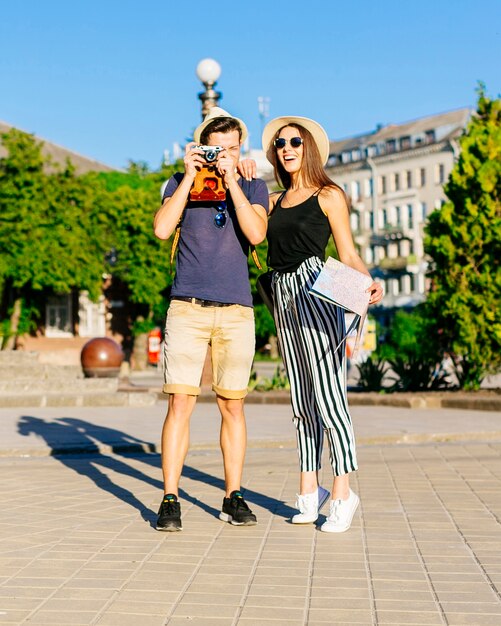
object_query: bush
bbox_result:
[249,365,290,392]
[387,356,451,392]
[355,357,389,391]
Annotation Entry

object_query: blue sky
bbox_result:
[1,0,499,170]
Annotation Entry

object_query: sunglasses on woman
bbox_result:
[274,137,303,149]
[213,202,227,229]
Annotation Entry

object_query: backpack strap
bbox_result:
[251,247,262,270]
[170,223,181,266]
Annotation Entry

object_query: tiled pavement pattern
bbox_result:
[1,441,501,625]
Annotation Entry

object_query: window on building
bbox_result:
[406,170,412,189]
[381,176,387,195]
[420,167,426,187]
[367,144,377,157]
[352,149,361,161]
[78,292,106,337]
[400,136,411,150]
[394,173,400,191]
[438,163,445,184]
[341,152,351,163]
[350,181,359,201]
[407,204,414,229]
[327,154,337,166]
[421,202,427,220]
[395,206,401,226]
[369,211,374,230]
[425,129,435,144]
[386,139,396,153]
[350,212,359,232]
[382,209,388,228]
[409,274,415,292]
[46,294,73,338]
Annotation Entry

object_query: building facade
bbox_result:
[323,108,471,311]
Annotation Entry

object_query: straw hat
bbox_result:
[193,106,248,143]
[262,115,330,165]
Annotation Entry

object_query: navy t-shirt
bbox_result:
[163,174,268,307]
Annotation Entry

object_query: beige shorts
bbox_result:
[163,299,255,399]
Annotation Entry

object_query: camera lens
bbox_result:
[205,150,216,162]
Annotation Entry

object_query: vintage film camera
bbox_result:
[195,145,223,162]
[189,145,226,202]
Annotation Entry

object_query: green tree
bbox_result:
[0,129,105,347]
[74,161,184,339]
[424,85,501,389]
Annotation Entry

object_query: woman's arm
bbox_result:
[319,187,383,305]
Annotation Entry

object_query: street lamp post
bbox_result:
[196,58,222,120]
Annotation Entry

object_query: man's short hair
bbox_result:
[200,117,242,144]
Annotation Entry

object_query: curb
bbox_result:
[152,390,501,412]
[2,430,501,458]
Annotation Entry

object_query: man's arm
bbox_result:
[153,143,204,240]
[225,177,268,245]
[217,152,268,245]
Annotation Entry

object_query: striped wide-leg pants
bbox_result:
[273,256,358,476]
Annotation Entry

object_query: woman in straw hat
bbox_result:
[261,116,383,532]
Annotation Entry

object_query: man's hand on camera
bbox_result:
[184,142,205,179]
[216,149,237,185]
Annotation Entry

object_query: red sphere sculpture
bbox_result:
[81,337,124,378]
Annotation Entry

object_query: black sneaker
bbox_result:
[156,494,182,531]
[219,490,257,526]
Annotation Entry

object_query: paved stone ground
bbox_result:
[1,404,501,625]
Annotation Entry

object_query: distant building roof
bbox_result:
[0,121,116,175]
[328,107,472,157]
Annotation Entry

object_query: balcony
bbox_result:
[377,254,418,271]
[370,227,408,246]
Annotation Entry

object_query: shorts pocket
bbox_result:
[233,305,254,320]
[167,300,192,317]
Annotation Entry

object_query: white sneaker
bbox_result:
[292,486,330,524]
[320,489,360,533]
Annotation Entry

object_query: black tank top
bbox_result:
[267,190,331,272]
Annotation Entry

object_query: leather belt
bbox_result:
[171,296,234,308]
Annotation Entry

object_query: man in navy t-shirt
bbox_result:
[153,107,269,531]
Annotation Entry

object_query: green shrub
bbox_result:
[355,357,388,391]
[387,356,451,392]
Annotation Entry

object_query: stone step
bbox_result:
[0,350,40,364]
[0,364,83,380]
[0,391,157,408]
[0,378,118,394]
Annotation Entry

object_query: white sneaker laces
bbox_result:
[295,492,315,514]
[329,499,342,522]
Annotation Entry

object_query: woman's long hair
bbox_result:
[269,123,349,204]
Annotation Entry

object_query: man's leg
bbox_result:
[216,395,256,526]
[157,300,210,531]
[216,396,246,496]
[161,393,198,495]
[212,306,256,525]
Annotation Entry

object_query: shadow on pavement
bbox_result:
[18,416,295,524]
